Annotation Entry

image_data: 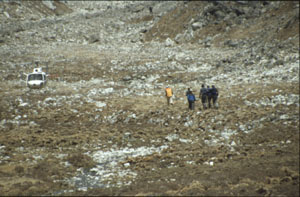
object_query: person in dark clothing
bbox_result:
[187,90,196,110]
[207,85,212,108]
[211,85,219,109]
[199,84,207,110]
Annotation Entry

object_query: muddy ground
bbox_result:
[0,1,299,196]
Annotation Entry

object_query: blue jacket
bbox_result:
[187,94,196,102]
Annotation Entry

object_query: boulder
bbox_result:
[191,22,203,31]
[224,40,239,48]
[174,34,184,44]
[88,34,100,44]
[165,38,175,47]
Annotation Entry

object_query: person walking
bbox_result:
[187,90,196,110]
[199,84,207,110]
[186,87,192,97]
[165,86,173,106]
[207,85,212,108]
[149,6,153,14]
[186,87,192,109]
[211,85,219,109]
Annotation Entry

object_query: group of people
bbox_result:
[199,84,219,110]
[165,85,219,110]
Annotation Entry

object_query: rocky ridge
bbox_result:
[0,1,299,196]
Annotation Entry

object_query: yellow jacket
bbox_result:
[165,87,173,97]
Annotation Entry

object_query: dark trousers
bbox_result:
[207,95,212,108]
[188,101,195,110]
[201,96,207,109]
[212,95,218,108]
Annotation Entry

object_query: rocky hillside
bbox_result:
[0,1,299,196]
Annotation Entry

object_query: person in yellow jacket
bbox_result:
[165,86,173,105]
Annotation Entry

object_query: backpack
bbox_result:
[188,94,195,102]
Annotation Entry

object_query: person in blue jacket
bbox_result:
[187,90,196,110]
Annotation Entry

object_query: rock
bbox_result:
[42,1,57,10]
[123,162,130,167]
[122,76,132,81]
[215,10,225,19]
[224,40,239,48]
[274,59,284,66]
[191,22,203,31]
[131,5,144,13]
[174,34,184,44]
[233,7,245,16]
[4,12,10,18]
[165,38,175,47]
[236,1,248,5]
[88,34,100,44]
[256,187,269,195]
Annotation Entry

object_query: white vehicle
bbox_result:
[25,62,49,89]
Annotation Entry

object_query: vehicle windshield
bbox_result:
[28,74,43,81]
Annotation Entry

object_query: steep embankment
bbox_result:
[145,1,299,46]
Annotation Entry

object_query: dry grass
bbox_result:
[66,152,96,169]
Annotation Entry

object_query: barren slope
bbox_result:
[0,1,299,196]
